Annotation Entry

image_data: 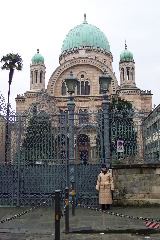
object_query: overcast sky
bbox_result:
[0,0,160,111]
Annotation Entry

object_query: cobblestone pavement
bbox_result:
[0,206,159,239]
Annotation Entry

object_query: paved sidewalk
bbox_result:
[0,206,160,239]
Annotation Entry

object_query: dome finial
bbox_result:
[125,40,127,50]
[83,13,87,24]
[37,49,39,54]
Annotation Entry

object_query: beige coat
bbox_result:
[96,171,114,204]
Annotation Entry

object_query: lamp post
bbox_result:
[99,71,112,167]
[65,71,78,187]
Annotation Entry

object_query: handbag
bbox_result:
[96,184,99,191]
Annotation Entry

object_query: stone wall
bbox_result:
[113,164,160,206]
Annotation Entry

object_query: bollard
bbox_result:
[64,187,69,233]
[71,181,76,216]
[54,190,61,240]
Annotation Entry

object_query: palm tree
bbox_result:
[1,53,23,163]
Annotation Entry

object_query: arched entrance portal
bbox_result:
[77,134,90,164]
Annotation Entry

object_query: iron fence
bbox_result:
[0,109,139,206]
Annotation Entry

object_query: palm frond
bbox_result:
[1,53,23,71]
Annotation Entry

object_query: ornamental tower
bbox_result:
[30,49,46,91]
[119,42,136,88]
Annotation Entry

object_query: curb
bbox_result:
[68,227,160,234]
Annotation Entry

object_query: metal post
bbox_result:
[5,102,10,164]
[71,181,76,216]
[142,122,145,162]
[64,187,69,233]
[151,124,154,162]
[67,95,75,185]
[16,115,22,207]
[54,190,61,240]
[102,92,110,167]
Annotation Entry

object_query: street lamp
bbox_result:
[99,70,112,167]
[65,71,78,186]
[65,71,78,95]
[99,70,111,94]
[65,71,77,218]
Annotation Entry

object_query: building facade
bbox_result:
[15,15,152,164]
[143,104,160,163]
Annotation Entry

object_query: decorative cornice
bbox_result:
[30,63,46,67]
[53,95,109,103]
[116,88,141,95]
[59,46,112,62]
[140,90,152,95]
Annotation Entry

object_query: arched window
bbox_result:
[131,68,134,80]
[81,74,84,78]
[31,71,33,84]
[40,71,43,83]
[85,81,90,95]
[35,71,38,83]
[76,79,90,95]
[61,82,67,95]
[127,67,130,80]
[81,81,85,95]
[77,81,80,95]
[121,68,124,81]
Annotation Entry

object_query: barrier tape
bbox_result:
[78,204,160,223]
[145,221,160,229]
[0,195,54,224]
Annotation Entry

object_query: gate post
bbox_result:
[71,181,76,216]
[102,93,110,166]
[99,72,112,167]
[16,115,22,207]
[54,190,61,240]
[64,187,69,233]
[67,95,75,184]
[65,72,77,187]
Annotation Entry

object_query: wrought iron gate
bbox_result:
[0,107,138,206]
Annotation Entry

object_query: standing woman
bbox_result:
[96,164,114,210]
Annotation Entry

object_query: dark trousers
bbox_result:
[101,204,111,210]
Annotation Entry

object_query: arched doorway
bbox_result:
[77,134,90,164]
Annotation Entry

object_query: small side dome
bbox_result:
[120,42,134,62]
[32,49,44,64]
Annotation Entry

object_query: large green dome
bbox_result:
[120,43,134,62]
[32,49,44,64]
[61,15,110,53]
